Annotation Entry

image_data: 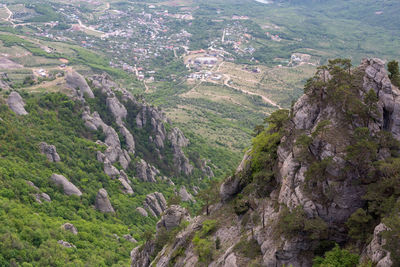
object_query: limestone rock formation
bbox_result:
[130,241,155,267]
[50,174,82,196]
[220,149,251,201]
[136,159,159,183]
[106,95,127,125]
[362,223,392,267]
[103,158,120,179]
[39,142,61,162]
[61,223,78,235]
[119,170,134,195]
[136,207,148,217]
[168,127,193,175]
[120,125,135,154]
[178,186,194,202]
[143,192,167,217]
[156,205,190,231]
[95,188,115,213]
[82,110,106,131]
[65,70,94,99]
[131,58,399,267]
[7,91,28,115]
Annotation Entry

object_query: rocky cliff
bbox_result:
[131,58,400,267]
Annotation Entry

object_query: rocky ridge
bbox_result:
[131,59,400,267]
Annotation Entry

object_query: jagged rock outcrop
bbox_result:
[143,192,167,217]
[362,58,400,140]
[136,207,148,217]
[168,127,193,175]
[119,170,134,195]
[50,174,82,196]
[220,149,251,201]
[39,142,61,162]
[131,240,155,267]
[103,158,120,178]
[95,188,115,213]
[179,186,195,202]
[136,159,159,183]
[156,205,190,231]
[7,91,28,115]
[120,125,135,154]
[133,58,399,267]
[61,223,78,235]
[65,70,94,99]
[82,110,106,131]
[361,223,392,267]
[90,73,136,103]
[106,95,127,125]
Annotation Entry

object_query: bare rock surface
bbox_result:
[50,174,82,196]
[120,125,135,154]
[136,207,148,217]
[168,127,193,175]
[95,188,115,213]
[362,223,392,267]
[136,159,159,182]
[65,70,94,99]
[107,95,127,125]
[131,58,399,267]
[61,223,78,235]
[143,192,167,217]
[39,142,61,162]
[119,170,134,195]
[7,91,28,115]
[156,205,190,231]
[179,186,194,202]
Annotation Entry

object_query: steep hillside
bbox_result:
[0,71,214,266]
[131,58,400,266]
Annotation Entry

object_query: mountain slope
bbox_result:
[0,71,214,266]
[131,58,400,266]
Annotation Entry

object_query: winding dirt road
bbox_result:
[222,74,281,108]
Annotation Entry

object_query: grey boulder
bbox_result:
[61,223,78,235]
[95,188,115,213]
[7,91,28,115]
[50,174,82,196]
[66,70,94,99]
[143,192,167,217]
[39,142,61,162]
